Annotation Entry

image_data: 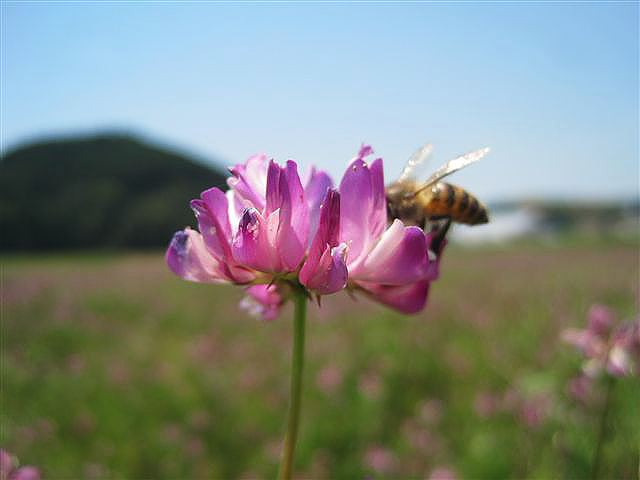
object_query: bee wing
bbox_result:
[418,147,490,191]
[397,143,434,183]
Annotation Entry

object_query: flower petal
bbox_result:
[240,285,282,322]
[303,166,333,242]
[284,160,309,248]
[264,160,305,270]
[166,228,229,283]
[232,208,278,272]
[368,157,387,240]
[587,305,614,338]
[353,220,432,285]
[199,187,233,238]
[357,144,374,159]
[300,190,347,294]
[339,157,374,266]
[190,192,231,260]
[561,328,606,358]
[357,279,432,314]
[302,243,348,294]
[190,189,256,283]
[265,159,286,216]
[227,154,268,210]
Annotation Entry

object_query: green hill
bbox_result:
[0,134,227,250]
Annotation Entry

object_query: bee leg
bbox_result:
[429,219,451,257]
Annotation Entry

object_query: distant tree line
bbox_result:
[0,134,227,250]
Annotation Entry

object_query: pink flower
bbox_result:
[566,375,594,403]
[561,305,639,378]
[0,450,40,480]
[363,446,395,474]
[167,145,445,319]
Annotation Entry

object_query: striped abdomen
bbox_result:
[421,182,488,225]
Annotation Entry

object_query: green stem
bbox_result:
[278,286,307,480]
[591,375,614,480]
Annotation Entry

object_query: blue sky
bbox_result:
[2,2,638,202]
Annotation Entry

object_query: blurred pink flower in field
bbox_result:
[428,467,457,480]
[363,446,395,474]
[316,365,342,395]
[0,450,40,480]
[472,386,553,428]
[358,371,382,398]
[402,421,440,452]
[562,305,639,377]
[566,375,595,404]
[418,399,443,425]
[518,393,552,429]
[167,145,445,319]
[473,391,499,418]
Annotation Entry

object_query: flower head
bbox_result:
[561,305,639,378]
[167,145,445,319]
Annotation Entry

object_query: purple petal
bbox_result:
[313,189,341,250]
[189,188,259,283]
[368,157,387,240]
[300,190,347,294]
[166,228,231,283]
[199,187,232,239]
[284,160,309,248]
[561,328,606,358]
[265,160,286,216]
[277,211,305,271]
[303,166,333,243]
[353,220,432,285]
[226,189,251,232]
[300,243,348,294]
[357,144,374,159]
[227,154,268,210]
[240,285,282,322]
[232,208,278,272]
[263,161,305,270]
[357,279,432,314]
[587,305,614,338]
[303,167,333,208]
[339,158,374,266]
[190,188,233,261]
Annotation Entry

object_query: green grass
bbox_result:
[2,245,639,479]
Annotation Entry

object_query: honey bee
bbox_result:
[385,144,489,252]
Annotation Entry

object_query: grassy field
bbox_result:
[2,244,639,479]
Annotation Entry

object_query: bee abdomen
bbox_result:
[426,183,488,225]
